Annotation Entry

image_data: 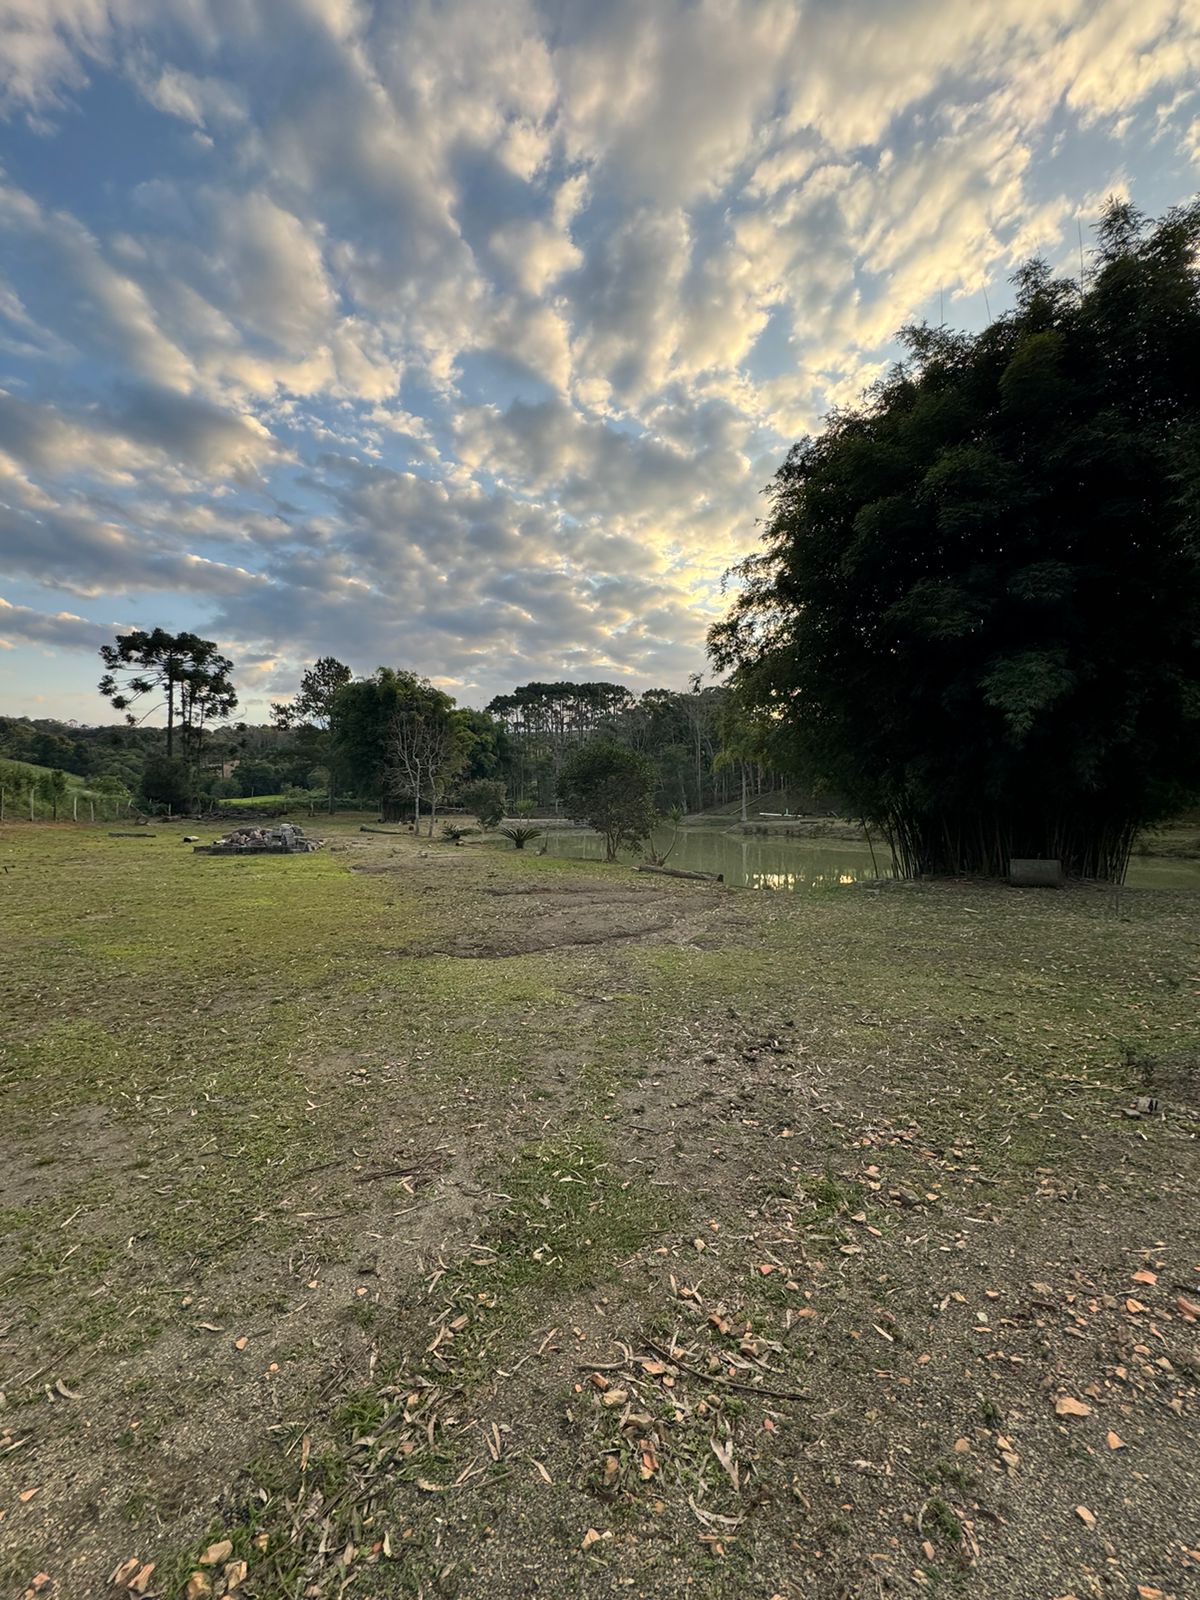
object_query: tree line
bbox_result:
[13,198,1196,876]
[0,642,784,822]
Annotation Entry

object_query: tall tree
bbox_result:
[272,657,352,810]
[271,657,352,732]
[98,630,236,761]
[487,681,634,806]
[711,200,1200,880]
[387,696,463,836]
[333,668,464,828]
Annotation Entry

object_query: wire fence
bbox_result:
[0,788,142,824]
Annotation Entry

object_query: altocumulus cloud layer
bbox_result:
[0,0,1198,717]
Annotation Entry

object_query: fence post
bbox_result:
[73,794,79,822]
[90,799,96,823]
[30,789,35,821]
[0,787,4,821]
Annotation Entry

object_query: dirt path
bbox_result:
[1,824,1197,1600]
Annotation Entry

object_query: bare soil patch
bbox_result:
[424,877,728,958]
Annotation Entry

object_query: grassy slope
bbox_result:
[0,760,95,790]
[1,822,1197,1600]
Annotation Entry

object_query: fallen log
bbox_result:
[634,864,723,883]
[108,831,156,838]
[360,824,409,835]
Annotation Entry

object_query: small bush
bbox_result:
[500,825,541,850]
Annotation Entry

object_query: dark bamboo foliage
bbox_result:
[711,200,1200,880]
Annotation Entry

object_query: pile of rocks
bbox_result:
[195,822,323,855]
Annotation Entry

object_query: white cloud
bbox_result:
[0,0,1197,714]
[0,597,113,652]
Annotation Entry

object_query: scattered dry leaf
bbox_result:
[127,1565,155,1595]
[1075,1505,1096,1529]
[1178,1295,1200,1322]
[1131,1270,1157,1286]
[1106,1430,1125,1450]
[199,1541,232,1567]
[600,1388,628,1408]
[710,1434,739,1493]
[1126,1297,1148,1314]
[581,1528,602,1551]
[184,1574,211,1600]
[17,1488,39,1504]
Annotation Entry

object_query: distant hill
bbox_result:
[0,757,92,790]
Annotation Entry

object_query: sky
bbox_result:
[0,0,1198,724]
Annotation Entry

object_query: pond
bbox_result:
[537,823,1200,892]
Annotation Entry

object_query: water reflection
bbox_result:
[538,824,1200,893]
[541,825,891,890]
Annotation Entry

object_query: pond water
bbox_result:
[538,824,1200,892]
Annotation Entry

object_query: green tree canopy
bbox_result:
[557,737,658,861]
[711,199,1200,880]
[140,753,193,812]
[457,777,507,829]
[333,668,466,832]
[271,657,352,732]
[98,629,237,761]
[271,657,352,810]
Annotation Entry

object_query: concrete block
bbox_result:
[1009,857,1063,887]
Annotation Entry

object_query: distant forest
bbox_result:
[0,673,795,818]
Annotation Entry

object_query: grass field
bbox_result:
[1,820,1197,1600]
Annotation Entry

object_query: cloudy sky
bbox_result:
[0,0,1198,722]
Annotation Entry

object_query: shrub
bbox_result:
[457,778,507,829]
[557,738,658,861]
[500,825,541,850]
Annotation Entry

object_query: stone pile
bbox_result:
[195,822,323,855]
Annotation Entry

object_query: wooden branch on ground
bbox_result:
[634,865,724,883]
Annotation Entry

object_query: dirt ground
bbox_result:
[1,821,1198,1600]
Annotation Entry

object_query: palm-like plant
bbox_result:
[500,825,542,850]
